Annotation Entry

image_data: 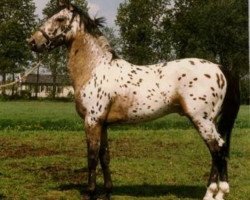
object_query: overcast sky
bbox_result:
[33,0,123,28]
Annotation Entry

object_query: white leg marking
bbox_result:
[203,183,218,200]
[214,133,224,147]
[215,181,229,200]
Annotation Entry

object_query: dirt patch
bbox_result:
[38,165,94,184]
[110,137,140,158]
[0,144,59,159]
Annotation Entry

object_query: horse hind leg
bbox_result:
[191,117,229,200]
[204,147,229,200]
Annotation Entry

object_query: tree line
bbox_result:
[0,0,248,103]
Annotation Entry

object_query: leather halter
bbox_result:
[39,11,77,50]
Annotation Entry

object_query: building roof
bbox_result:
[22,74,71,86]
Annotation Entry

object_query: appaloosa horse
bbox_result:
[27,1,240,199]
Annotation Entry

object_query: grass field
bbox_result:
[0,101,249,200]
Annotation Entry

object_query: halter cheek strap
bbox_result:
[39,11,77,49]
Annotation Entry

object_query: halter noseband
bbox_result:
[39,11,77,49]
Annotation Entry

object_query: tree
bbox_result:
[41,0,88,99]
[0,0,36,95]
[170,0,248,75]
[101,27,121,55]
[116,0,172,65]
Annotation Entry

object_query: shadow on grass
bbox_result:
[58,183,205,199]
[0,194,6,199]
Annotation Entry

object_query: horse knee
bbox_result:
[195,120,224,150]
[206,138,225,152]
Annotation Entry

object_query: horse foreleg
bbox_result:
[85,121,102,198]
[99,125,113,197]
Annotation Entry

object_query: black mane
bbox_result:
[71,5,119,59]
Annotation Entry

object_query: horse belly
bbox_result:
[106,94,173,124]
[128,103,172,123]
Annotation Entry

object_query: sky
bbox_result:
[33,0,124,28]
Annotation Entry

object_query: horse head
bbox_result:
[27,0,104,52]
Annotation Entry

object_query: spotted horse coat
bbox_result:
[28,1,240,200]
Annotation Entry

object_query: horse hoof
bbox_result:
[203,197,215,200]
[96,193,111,200]
[82,193,96,200]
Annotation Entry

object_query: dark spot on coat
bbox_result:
[200,60,207,64]
[189,61,195,65]
[74,49,79,55]
[204,74,211,78]
[216,73,221,88]
[157,69,162,74]
[220,74,225,89]
[162,62,168,67]
[203,112,208,119]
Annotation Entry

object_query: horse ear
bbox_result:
[57,0,70,8]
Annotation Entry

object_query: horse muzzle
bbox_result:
[27,38,36,50]
[27,36,47,53]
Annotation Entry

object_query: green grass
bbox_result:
[0,101,249,131]
[0,101,249,200]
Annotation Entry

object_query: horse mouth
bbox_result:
[27,38,46,53]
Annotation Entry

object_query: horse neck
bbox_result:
[67,32,105,91]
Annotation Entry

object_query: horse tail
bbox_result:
[218,67,240,158]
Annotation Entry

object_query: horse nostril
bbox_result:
[27,38,38,50]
